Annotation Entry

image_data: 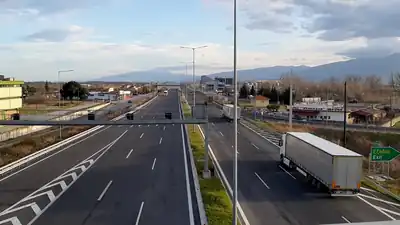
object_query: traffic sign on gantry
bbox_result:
[370,146,400,162]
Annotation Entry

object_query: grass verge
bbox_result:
[182,100,236,225]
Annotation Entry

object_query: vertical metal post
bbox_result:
[233,0,238,223]
[58,71,62,140]
[343,81,347,147]
[203,105,210,178]
[289,83,293,130]
[390,94,393,127]
[192,49,196,132]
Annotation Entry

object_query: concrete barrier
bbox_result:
[0,103,110,142]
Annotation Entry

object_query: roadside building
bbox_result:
[292,99,353,123]
[87,91,117,101]
[350,108,386,124]
[0,76,24,120]
[251,95,270,108]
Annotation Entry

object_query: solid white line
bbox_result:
[130,125,134,128]
[126,149,133,159]
[151,158,157,170]
[341,216,351,223]
[357,196,396,220]
[377,206,400,217]
[180,103,195,225]
[135,202,145,225]
[97,180,113,201]
[254,172,270,189]
[361,187,378,193]
[358,193,400,207]
[219,131,224,136]
[140,133,144,139]
[197,126,250,225]
[251,143,259,150]
[279,165,297,180]
[163,126,166,130]
[159,137,163,144]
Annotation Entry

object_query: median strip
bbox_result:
[181,100,236,225]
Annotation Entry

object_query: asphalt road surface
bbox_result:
[188,91,400,225]
[0,90,199,225]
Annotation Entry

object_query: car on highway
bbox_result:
[128,100,132,103]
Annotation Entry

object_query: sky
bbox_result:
[0,0,400,81]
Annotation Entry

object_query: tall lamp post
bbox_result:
[180,45,208,119]
[233,0,238,224]
[58,69,74,139]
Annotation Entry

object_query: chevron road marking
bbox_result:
[0,130,128,225]
[0,217,22,225]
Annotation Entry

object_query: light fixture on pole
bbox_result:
[180,45,208,119]
[233,0,238,224]
[58,69,74,140]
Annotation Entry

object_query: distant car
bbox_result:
[128,100,132,103]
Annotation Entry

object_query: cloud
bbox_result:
[0,39,349,81]
[23,25,93,42]
[0,0,102,15]
[337,38,400,58]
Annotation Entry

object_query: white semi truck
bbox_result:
[222,104,241,122]
[279,132,363,196]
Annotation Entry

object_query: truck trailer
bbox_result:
[222,104,241,122]
[279,132,362,196]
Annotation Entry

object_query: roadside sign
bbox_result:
[370,146,400,162]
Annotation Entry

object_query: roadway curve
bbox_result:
[189,91,400,225]
[0,90,199,225]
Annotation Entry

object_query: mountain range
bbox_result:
[92,53,400,82]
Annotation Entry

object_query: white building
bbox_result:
[87,92,117,101]
[292,99,352,123]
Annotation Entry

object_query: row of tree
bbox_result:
[239,84,295,105]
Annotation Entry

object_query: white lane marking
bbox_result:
[357,195,396,220]
[97,180,113,201]
[361,187,378,193]
[197,126,250,225]
[151,158,157,170]
[126,149,134,159]
[130,125,134,128]
[135,202,145,225]
[156,124,158,127]
[147,125,150,127]
[254,172,270,189]
[377,206,400,217]
[341,216,351,223]
[279,165,297,180]
[212,123,215,126]
[0,130,128,223]
[179,104,195,225]
[0,126,111,183]
[140,133,144,139]
[358,194,400,207]
[139,125,141,127]
[251,143,259,150]
[163,126,166,130]
[159,137,163,144]
[219,131,224,136]
[118,125,122,128]
[0,217,23,225]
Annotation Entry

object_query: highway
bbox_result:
[0,90,199,225]
[188,91,400,225]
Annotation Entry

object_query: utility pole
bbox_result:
[58,69,74,140]
[343,81,347,147]
[232,0,238,224]
[180,45,208,122]
[289,70,293,130]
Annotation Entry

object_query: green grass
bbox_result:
[182,99,236,225]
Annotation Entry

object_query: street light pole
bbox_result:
[233,0,238,224]
[180,45,208,120]
[58,69,74,140]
